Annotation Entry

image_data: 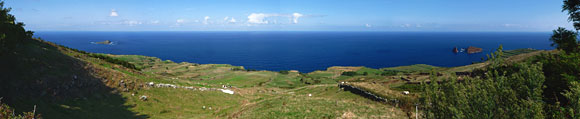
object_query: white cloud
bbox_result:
[171,19,186,27]
[98,20,142,26]
[204,16,210,24]
[247,13,270,24]
[110,9,118,17]
[292,13,303,24]
[228,17,237,23]
[399,24,424,28]
[149,20,160,24]
[124,20,142,26]
[224,16,229,21]
[503,24,518,27]
[176,19,185,23]
[247,12,306,24]
[365,24,372,28]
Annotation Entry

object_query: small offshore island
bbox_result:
[92,40,113,45]
[453,46,483,54]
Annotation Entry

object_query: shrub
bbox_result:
[381,70,402,76]
[88,53,139,70]
[0,98,41,119]
[341,71,357,76]
[232,67,244,71]
[279,70,289,74]
[422,46,546,119]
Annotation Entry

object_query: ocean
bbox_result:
[35,31,554,73]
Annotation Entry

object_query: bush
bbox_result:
[422,46,546,119]
[381,70,402,76]
[341,71,357,76]
[232,67,244,71]
[279,70,289,74]
[88,54,139,70]
[0,99,41,119]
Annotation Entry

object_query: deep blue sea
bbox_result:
[35,31,554,73]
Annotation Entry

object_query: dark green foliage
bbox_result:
[422,47,546,119]
[0,99,41,119]
[231,67,244,71]
[341,71,358,76]
[392,84,422,92]
[563,0,580,30]
[550,27,580,53]
[279,70,289,74]
[562,82,580,118]
[88,54,139,70]
[533,53,580,106]
[51,41,140,71]
[380,70,402,76]
[362,72,368,76]
[0,1,34,55]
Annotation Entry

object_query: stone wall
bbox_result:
[338,84,386,102]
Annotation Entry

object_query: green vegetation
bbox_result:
[3,0,580,118]
[88,53,139,70]
[550,27,580,53]
[380,70,405,76]
[0,99,40,119]
[423,47,546,118]
[381,64,440,73]
[420,2,580,118]
[341,71,358,76]
[278,70,290,74]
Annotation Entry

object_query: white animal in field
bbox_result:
[402,91,410,95]
[140,95,148,101]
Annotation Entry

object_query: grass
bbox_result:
[124,88,245,119]
[381,64,440,73]
[236,85,408,118]
[2,37,549,118]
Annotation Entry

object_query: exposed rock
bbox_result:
[94,40,112,45]
[467,46,482,54]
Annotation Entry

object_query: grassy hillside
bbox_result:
[0,3,549,118]
[0,34,547,119]
[0,38,147,118]
[0,36,414,118]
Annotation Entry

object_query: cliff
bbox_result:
[467,46,482,54]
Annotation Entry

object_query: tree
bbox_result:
[0,1,34,54]
[550,27,580,53]
[564,0,580,30]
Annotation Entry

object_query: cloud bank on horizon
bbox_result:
[4,0,575,31]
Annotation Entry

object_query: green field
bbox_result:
[1,35,548,118]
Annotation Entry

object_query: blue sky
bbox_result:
[4,0,575,31]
